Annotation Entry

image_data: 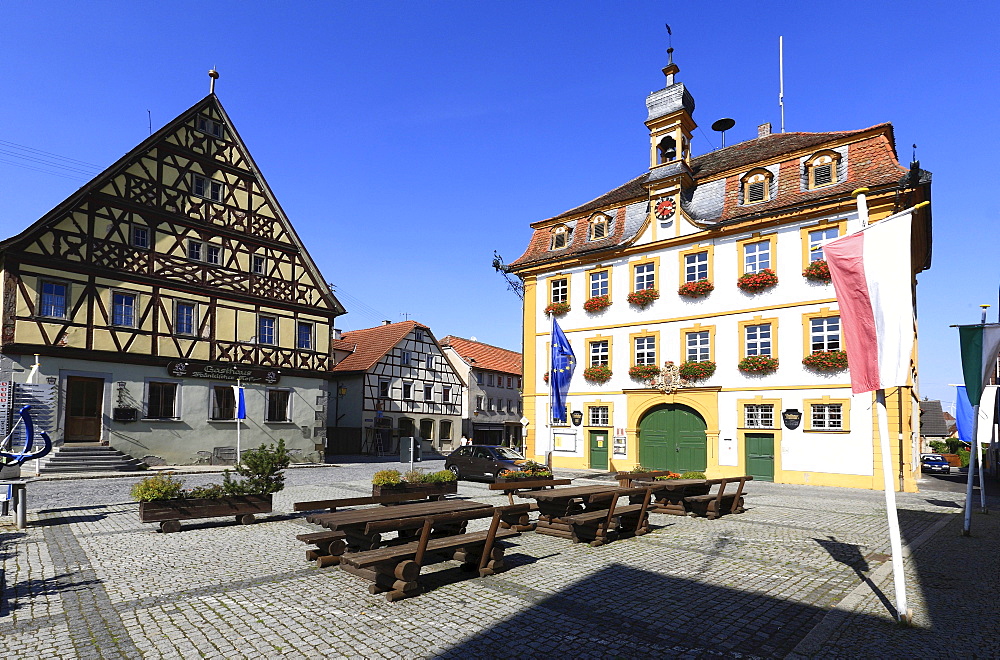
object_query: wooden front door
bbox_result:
[65,377,104,442]
[745,433,775,482]
[638,404,708,472]
[589,430,609,470]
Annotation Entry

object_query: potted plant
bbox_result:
[737,268,778,293]
[371,468,458,497]
[544,302,571,316]
[583,365,612,384]
[583,294,612,313]
[803,259,831,283]
[497,461,553,482]
[629,363,661,381]
[134,440,290,532]
[678,360,716,381]
[543,371,549,383]
[677,279,714,298]
[627,288,660,307]
[802,350,848,371]
[738,354,779,375]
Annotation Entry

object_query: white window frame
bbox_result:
[193,174,222,202]
[258,315,277,345]
[743,241,771,274]
[635,336,656,365]
[252,255,267,275]
[131,225,150,249]
[686,331,710,362]
[111,291,137,328]
[379,380,391,398]
[809,227,839,262]
[744,404,774,429]
[206,244,222,265]
[810,317,841,353]
[188,240,203,261]
[210,385,236,420]
[551,278,568,303]
[39,279,69,319]
[810,403,843,430]
[589,406,610,426]
[635,263,655,291]
[175,301,197,336]
[745,323,772,356]
[590,340,609,367]
[590,271,609,298]
[684,251,708,282]
[296,321,314,350]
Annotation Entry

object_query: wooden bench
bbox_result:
[338,504,530,602]
[561,487,653,546]
[295,530,348,567]
[292,492,437,513]
[488,478,572,530]
[683,476,753,519]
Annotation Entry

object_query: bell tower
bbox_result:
[644,47,696,234]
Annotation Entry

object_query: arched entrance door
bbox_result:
[638,404,708,472]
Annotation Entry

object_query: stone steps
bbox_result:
[40,445,147,473]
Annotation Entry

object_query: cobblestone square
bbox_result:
[2,461,997,658]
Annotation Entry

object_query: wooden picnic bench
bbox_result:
[519,484,655,546]
[338,503,529,602]
[682,476,752,519]
[487,478,572,530]
[292,491,439,513]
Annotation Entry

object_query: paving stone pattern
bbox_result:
[2,461,997,658]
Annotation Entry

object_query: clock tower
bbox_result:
[644,48,696,235]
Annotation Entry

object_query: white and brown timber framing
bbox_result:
[0,94,344,377]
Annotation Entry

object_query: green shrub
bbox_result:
[224,439,292,496]
[946,438,962,454]
[131,473,184,502]
[424,470,458,484]
[958,450,971,468]
[681,471,706,479]
[403,469,427,483]
[928,440,948,454]
[186,484,227,499]
[372,469,403,486]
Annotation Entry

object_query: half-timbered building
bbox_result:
[328,321,463,455]
[0,92,344,466]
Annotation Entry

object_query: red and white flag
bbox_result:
[823,210,914,393]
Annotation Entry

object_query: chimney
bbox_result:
[757,122,772,138]
[332,328,342,341]
[382,320,392,326]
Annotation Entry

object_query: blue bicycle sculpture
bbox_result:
[0,405,53,467]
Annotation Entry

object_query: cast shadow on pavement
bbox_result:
[814,535,895,617]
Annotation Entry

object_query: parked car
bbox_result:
[445,445,529,482]
[921,453,951,474]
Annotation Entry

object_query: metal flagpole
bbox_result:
[548,315,555,470]
[964,404,978,534]
[875,389,910,622]
[236,379,242,465]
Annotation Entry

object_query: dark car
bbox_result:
[921,453,951,474]
[445,445,529,482]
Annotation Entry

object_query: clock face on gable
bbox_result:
[654,197,676,220]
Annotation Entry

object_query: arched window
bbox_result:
[742,169,773,205]
[807,150,841,189]
[657,136,677,164]
[589,214,609,241]
[550,225,570,250]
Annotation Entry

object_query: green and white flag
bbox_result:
[958,323,1000,406]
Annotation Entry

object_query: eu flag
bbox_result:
[550,318,576,423]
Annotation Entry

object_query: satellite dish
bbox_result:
[711,118,736,148]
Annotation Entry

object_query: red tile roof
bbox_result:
[331,321,429,372]
[440,336,522,375]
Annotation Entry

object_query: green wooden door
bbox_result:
[745,433,775,482]
[589,431,609,470]
[638,405,708,472]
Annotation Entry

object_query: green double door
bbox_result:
[638,405,707,472]
[745,433,775,482]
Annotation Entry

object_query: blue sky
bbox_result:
[1,2,997,411]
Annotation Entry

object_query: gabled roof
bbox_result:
[919,400,950,437]
[440,336,522,375]
[0,93,345,316]
[331,321,428,372]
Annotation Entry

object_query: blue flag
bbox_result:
[955,386,973,444]
[550,319,576,423]
[233,386,247,420]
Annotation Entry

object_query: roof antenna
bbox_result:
[147,110,152,135]
[779,36,785,133]
[711,118,736,148]
[208,68,219,94]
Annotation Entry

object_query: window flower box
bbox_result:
[371,482,458,497]
[803,259,832,282]
[802,350,848,371]
[544,302,571,316]
[627,288,660,307]
[738,355,779,374]
[678,360,716,381]
[583,365,612,383]
[542,371,549,383]
[737,268,778,293]
[583,295,612,313]
[677,279,714,298]
[628,364,661,381]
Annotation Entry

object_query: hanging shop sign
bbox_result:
[782,408,802,430]
[166,361,280,384]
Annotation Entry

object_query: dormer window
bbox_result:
[742,169,773,205]
[550,225,571,250]
[807,150,841,189]
[589,215,609,241]
[657,136,677,164]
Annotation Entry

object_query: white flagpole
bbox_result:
[235,378,242,465]
[876,389,910,622]
[548,315,555,470]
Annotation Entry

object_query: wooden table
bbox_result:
[306,499,492,552]
[630,479,710,515]
[519,485,645,543]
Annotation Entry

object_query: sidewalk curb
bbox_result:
[787,512,957,657]
[25,462,341,482]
